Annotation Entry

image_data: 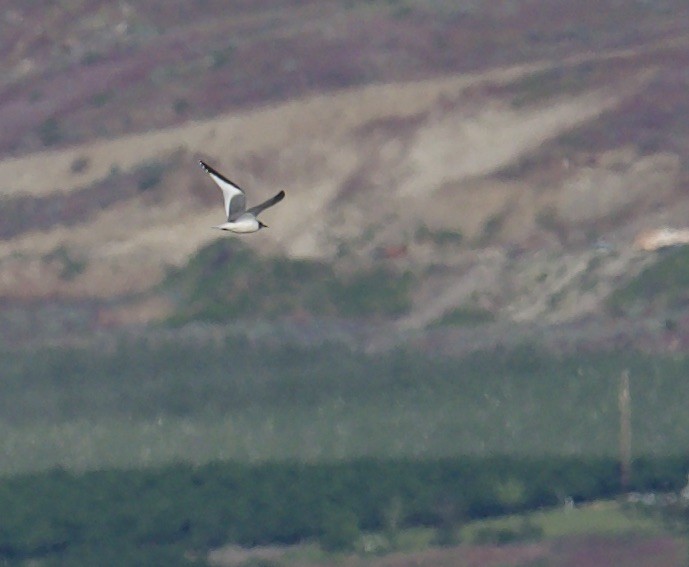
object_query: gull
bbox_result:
[199,160,285,233]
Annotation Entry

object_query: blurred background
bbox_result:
[3,0,689,565]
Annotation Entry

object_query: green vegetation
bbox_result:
[320,507,361,551]
[461,499,663,542]
[509,63,599,108]
[90,90,113,107]
[535,205,561,234]
[209,43,237,69]
[173,97,191,115]
[414,224,463,246]
[136,160,167,192]
[0,457,684,566]
[164,240,413,323]
[608,247,689,315]
[0,458,676,565]
[433,305,495,327]
[44,245,87,281]
[80,50,105,66]
[4,340,689,473]
[387,0,414,19]
[38,117,63,147]
[5,264,689,563]
[69,155,90,174]
[470,517,543,544]
[477,210,507,246]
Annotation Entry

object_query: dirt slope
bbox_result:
[0,60,578,295]
[2,5,689,333]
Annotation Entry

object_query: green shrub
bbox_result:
[0,456,685,565]
[90,91,112,107]
[210,44,236,69]
[414,224,463,246]
[472,518,543,544]
[44,246,87,281]
[38,118,63,147]
[70,156,91,174]
[434,306,495,327]
[173,98,190,115]
[137,161,166,192]
[164,240,413,322]
[320,508,361,552]
[477,211,507,245]
[607,247,689,315]
[510,63,596,108]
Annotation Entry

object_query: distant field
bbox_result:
[462,500,662,542]
[3,338,689,474]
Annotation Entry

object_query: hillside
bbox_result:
[3,1,689,347]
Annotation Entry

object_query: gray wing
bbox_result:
[199,161,246,220]
[247,190,286,217]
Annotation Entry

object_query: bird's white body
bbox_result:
[198,160,285,234]
[213,215,261,233]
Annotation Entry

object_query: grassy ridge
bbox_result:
[4,338,689,473]
[608,247,689,315]
[163,240,413,324]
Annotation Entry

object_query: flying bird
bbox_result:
[198,160,285,233]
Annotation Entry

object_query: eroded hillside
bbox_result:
[2,1,689,343]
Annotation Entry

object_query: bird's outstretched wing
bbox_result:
[247,190,286,217]
[199,161,246,220]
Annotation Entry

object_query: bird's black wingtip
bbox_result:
[198,160,223,178]
[197,160,244,190]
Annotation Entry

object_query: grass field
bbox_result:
[4,336,689,475]
[206,500,685,567]
[462,500,661,541]
[345,499,665,551]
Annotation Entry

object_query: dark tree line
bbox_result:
[1,455,688,565]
